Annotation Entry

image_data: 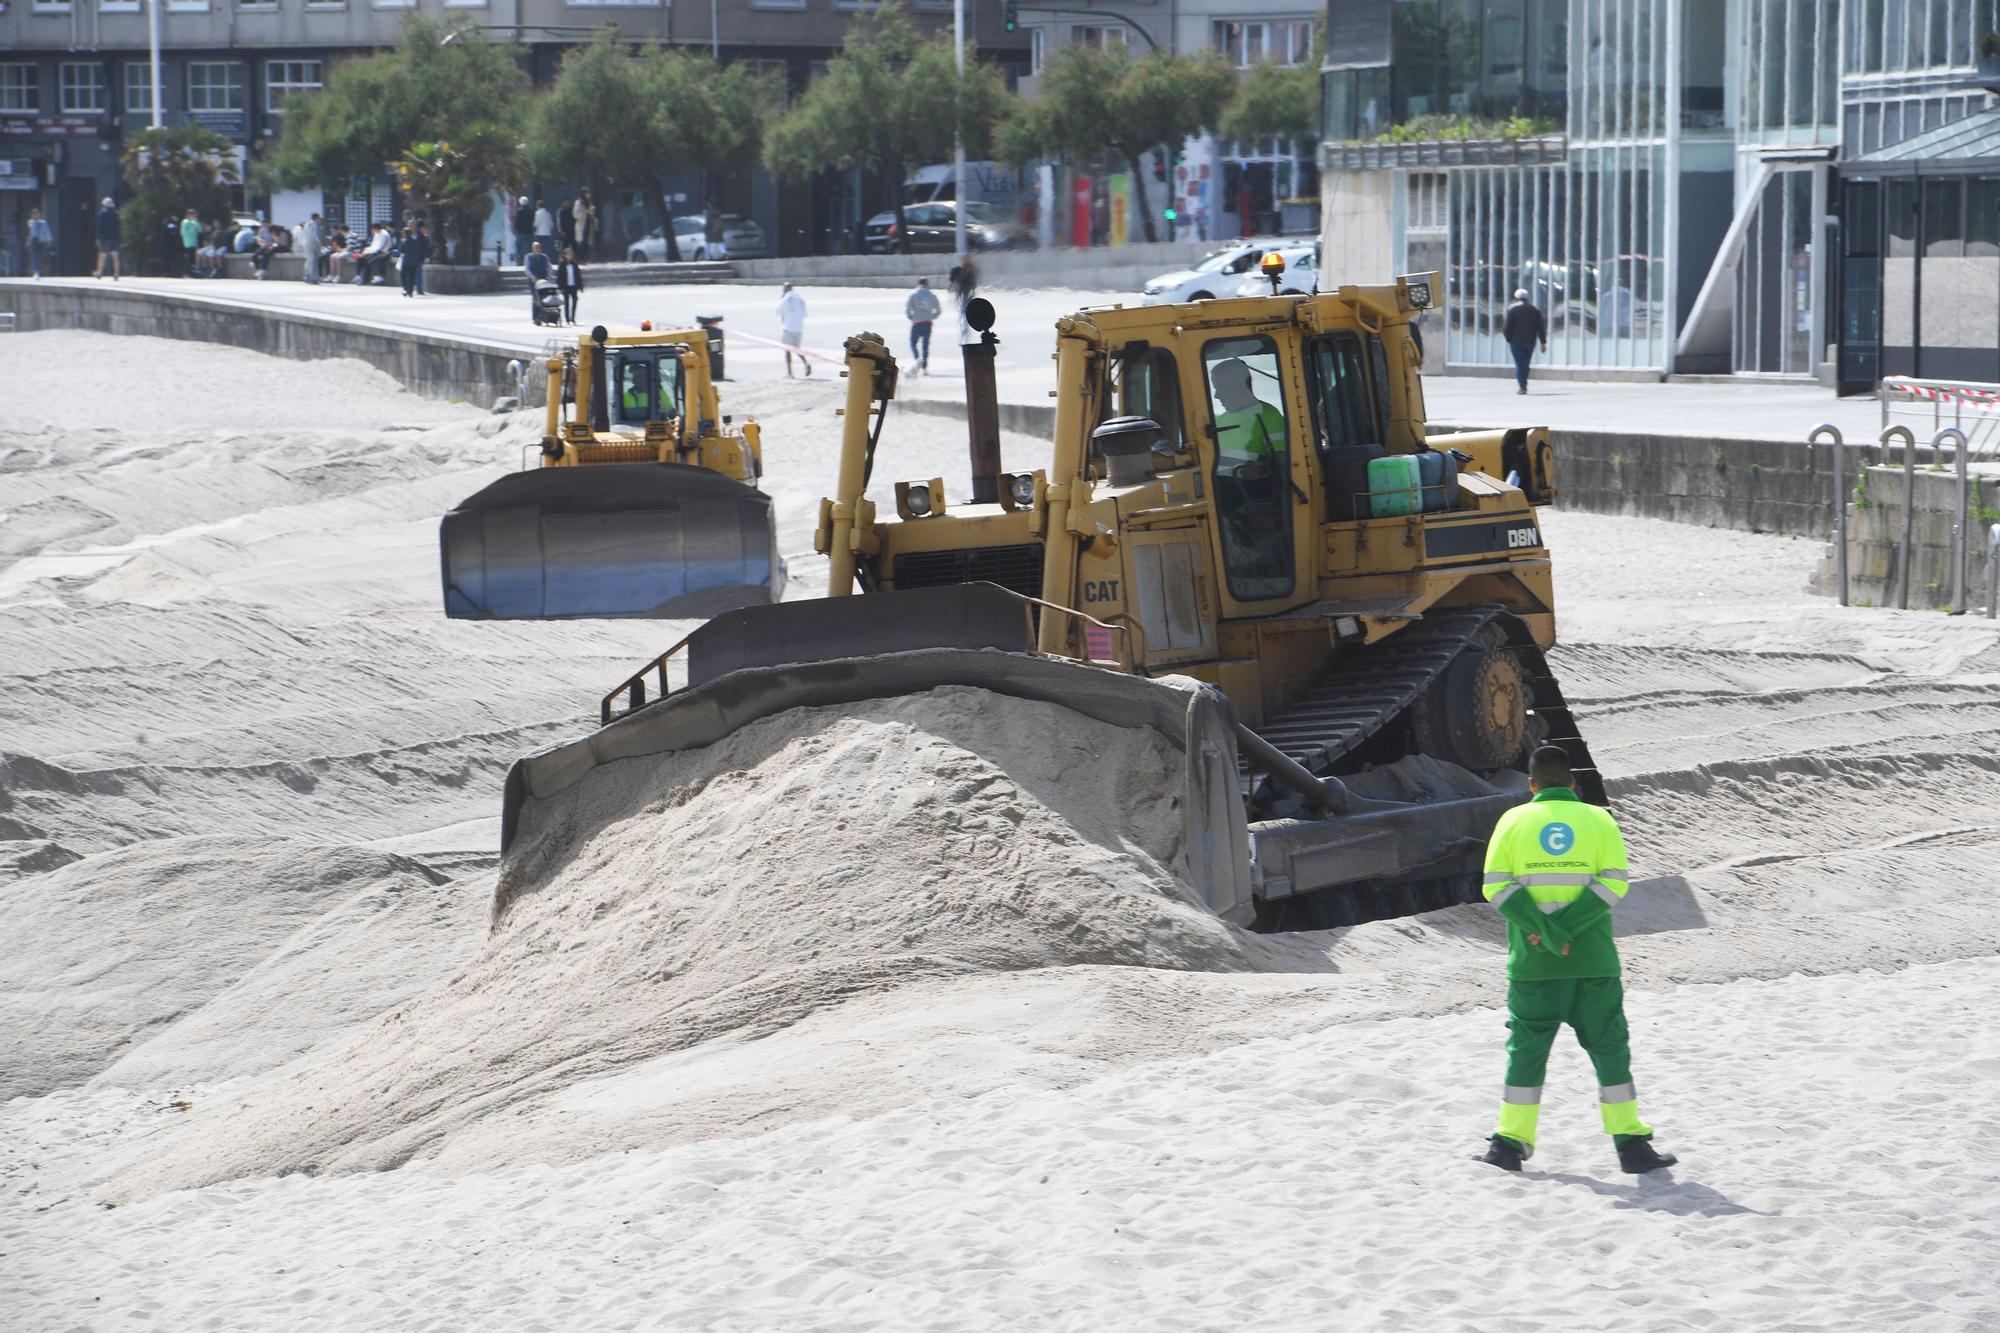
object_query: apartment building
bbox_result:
[0,0,1025,272]
[1014,0,1324,244]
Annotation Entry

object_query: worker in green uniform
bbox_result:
[1211,358,1285,463]
[620,362,655,421]
[1479,745,1677,1174]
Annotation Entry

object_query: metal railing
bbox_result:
[598,591,1147,727]
[1987,524,2000,619]
[1879,376,2000,460]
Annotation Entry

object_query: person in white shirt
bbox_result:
[777,282,809,378]
[353,223,394,285]
[532,199,556,258]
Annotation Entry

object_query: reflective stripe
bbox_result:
[1519,873,1596,886]
[1489,883,1521,908]
[1598,868,1629,882]
[1502,1084,1543,1105]
[1483,872,1513,885]
[1590,880,1622,905]
[1599,1081,1636,1103]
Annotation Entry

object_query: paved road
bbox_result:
[22,274,1934,446]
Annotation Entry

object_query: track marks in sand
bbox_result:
[0,836,471,1100]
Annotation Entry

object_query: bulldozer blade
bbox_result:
[440,463,782,620]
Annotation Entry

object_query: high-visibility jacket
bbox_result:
[1482,787,1629,980]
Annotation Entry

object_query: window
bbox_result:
[1073,26,1128,53]
[187,63,244,113]
[753,0,807,8]
[1094,345,1185,461]
[0,66,37,114]
[265,60,323,113]
[60,63,107,114]
[1203,334,1294,602]
[99,0,142,12]
[124,62,157,116]
[612,353,681,425]
[1214,20,1320,68]
[33,0,73,12]
[1312,330,1376,460]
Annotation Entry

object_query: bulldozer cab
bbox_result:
[609,349,684,430]
[438,325,781,622]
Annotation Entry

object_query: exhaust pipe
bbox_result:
[963,298,1002,504]
[588,325,610,433]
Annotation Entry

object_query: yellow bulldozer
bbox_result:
[440,324,783,619]
[498,277,1601,930]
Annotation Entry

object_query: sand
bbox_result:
[3,330,1999,1331]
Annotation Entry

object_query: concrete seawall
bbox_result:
[5,282,538,407]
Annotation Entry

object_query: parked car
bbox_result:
[1139,239,1291,304]
[863,200,1034,254]
[1231,245,1318,298]
[626,213,769,263]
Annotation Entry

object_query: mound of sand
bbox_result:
[105,686,1267,1198]
[0,836,470,1100]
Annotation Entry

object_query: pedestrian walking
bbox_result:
[179,209,202,277]
[26,209,52,279]
[572,191,596,262]
[557,197,576,255]
[777,282,810,377]
[94,197,122,279]
[948,255,979,345]
[905,276,940,375]
[512,194,533,265]
[556,246,584,324]
[1503,288,1548,395]
[532,198,556,258]
[1478,745,1677,1175]
[399,221,431,297]
[301,213,324,284]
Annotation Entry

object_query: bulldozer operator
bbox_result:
[1210,357,1285,462]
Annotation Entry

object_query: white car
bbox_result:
[1139,239,1292,305]
[626,214,769,264]
[1230,245,1317,297]
[628,217,714,263]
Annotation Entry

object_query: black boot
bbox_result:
[1617,1137,1678,1173]
[1479,1135,1526,1171]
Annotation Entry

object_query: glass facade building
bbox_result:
[1319,0,2000,383]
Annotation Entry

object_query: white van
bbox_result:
[902,161,1019,211]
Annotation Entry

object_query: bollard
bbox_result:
[1931,428,1969,614]
[1878,425,1916,610]
[1808,424,1846,606]
[1988,524,2000,619]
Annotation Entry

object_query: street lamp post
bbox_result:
[952,0,968,264]
[149,0,164,130]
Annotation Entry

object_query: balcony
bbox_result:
[1320,134,1567,173]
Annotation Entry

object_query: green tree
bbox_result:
[395,130,523,264]
[119,125,240,273]
[644,49,783,255]
[1220,57,1319,147]
[1020,45,1236,243]
[268,17,529,261]
[764,0,1012,253]
[525,32,654,253]
[527,35,780,261]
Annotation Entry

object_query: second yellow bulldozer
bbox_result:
[498,277,1601,930]
[440,324,784,620]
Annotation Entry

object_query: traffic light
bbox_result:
[1152,153,1167,184]
[1004,1,1018,32]
[1164,206,1178,223]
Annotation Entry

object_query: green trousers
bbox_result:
[1494,976,1653,1151]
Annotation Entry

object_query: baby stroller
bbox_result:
[531,278,565,327]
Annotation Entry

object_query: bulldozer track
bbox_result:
[1246,603,1608,806]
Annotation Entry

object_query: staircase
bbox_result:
[498,261,737,293]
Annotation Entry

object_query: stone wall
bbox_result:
[1810,462,2000,612]
[4,281,536,407]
